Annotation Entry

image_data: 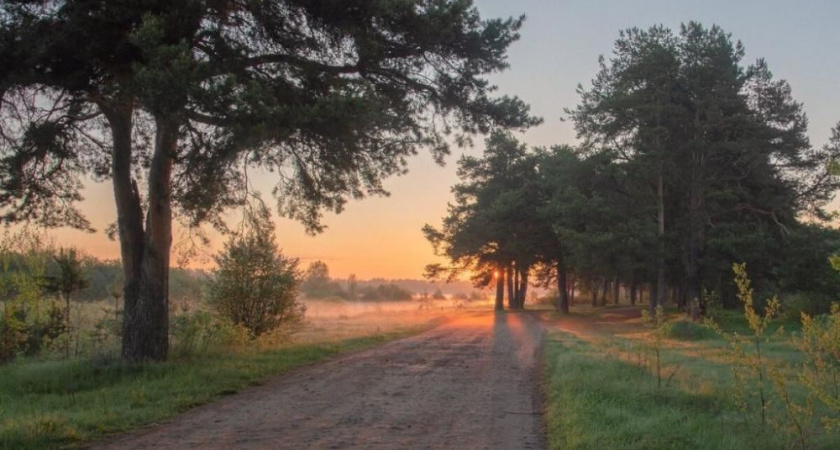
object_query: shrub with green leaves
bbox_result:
[708,263,818,448]
[205,212,305,338]
[641,305,673,388]
[799,303,840,432]
[0,231,63,362]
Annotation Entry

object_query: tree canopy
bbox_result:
[0,0,538,360]
[427,22,840,317]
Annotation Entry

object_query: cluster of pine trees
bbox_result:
[425,23,840,317]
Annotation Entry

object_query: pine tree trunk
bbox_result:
[600,277,608,306]
[513,266,521,309]
[613,276,620,305]
[517,268,528,309]
[101,101,148,361]
[506,264,515,310]
[568,272,575,306]
[591,279,598,307]
[557,259,569,314]
[687,110,704,321]
[495,266,504,311]
[630,278,637,306]
[654,167,666,314]
[116,112,176,362]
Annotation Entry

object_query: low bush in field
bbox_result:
[205,213,306,338]
[668,320,716,341]
[169,311,250,357]
[779,292,833,321]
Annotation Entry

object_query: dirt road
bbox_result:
[96,312,546,449]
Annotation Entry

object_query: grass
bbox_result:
[544,333,751,449]
[542,307,840,450]
[0,328,424,449]
[0,295,464,449]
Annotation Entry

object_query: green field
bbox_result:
[542,307,839,450]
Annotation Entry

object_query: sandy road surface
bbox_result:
[95,312,546,450]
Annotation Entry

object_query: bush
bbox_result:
[668,320,715,341]
[779,292,832,321]
[170,310,248,356]
[0,309,28,362]
[205,212,305,338]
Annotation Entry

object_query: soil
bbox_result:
[93,311,546,449]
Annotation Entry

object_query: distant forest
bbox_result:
[31,256,487,304]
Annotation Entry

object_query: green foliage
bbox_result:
[564,22,840,314]
[0,231,67,362]
[544,333,760,450]
[733,263,782,340]
[43,248,90,357]
[205,213,305,338]
[424,130,545,309]
[707,264,818,448]
[668,320,716,341]
[641,306,674,388]
[43,248,89,305]
[799,304,840,432]
[707,264,778,426]
[1,0,538,362]
[545,306,840,449]
[0,0,538,233]
[0,310,27,363]
[169,311,247,358]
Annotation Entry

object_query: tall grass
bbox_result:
[543,307,840,449]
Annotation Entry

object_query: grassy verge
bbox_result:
[542,309,838,450]
[0,329,420,449]
[544,332,756,450]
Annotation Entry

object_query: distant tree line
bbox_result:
[300,261,416,301]
[426,23,840,318]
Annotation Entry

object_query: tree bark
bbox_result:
[494,266,504,311]
[590,279,598,307]
[613,276,620,305]
[517,267,528,309]
[568,272,575,306]
[654,167,666,314]
[556,259,569,314]
[686,109,704,321]
[119,113,177,361]
[100,101,152,361]
[513,266,521,308]
[506,264,515,310]
[600,277,608,306]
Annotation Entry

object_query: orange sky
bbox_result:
[45,149,508,280]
